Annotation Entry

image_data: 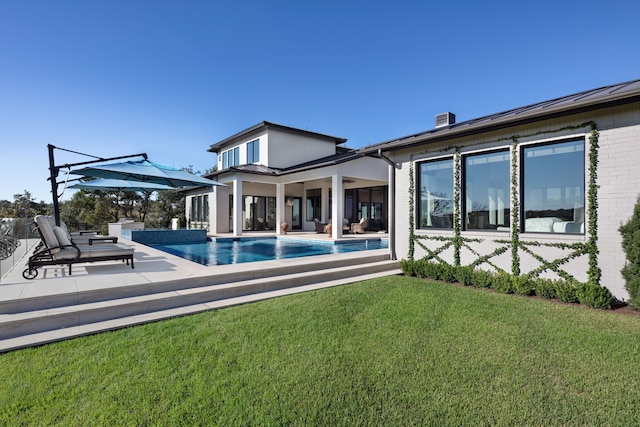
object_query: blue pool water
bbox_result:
[151,237,388,266]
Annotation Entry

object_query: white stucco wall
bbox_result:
[266,129,338,169]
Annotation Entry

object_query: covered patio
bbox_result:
[187,153,390,240]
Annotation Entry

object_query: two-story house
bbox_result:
[185,121,389,238]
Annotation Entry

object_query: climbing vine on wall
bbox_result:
[587,124,601,285]
[407,121,601,286]
[408,160,415,260]
[510,138,520,277]
[453,150,462,266]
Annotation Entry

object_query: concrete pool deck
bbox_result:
[0,231,399,352]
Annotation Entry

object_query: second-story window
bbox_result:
[233,147,239,166]
[247,139,260,163]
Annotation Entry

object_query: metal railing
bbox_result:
[1,218,36,280]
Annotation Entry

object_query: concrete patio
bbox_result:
[0,231,400,352]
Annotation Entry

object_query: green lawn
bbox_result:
[2,276,640,425]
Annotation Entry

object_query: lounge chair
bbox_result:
[314,218,326,233]
[351,217,368,234]
[45,216,119,245]
[23,215,134,280]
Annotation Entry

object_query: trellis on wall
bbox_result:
[407,121,601,287]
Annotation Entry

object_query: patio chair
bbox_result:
[23,215,134,280]
[342,218,351,233]
[351,217,368,234]
[314,218,326,233]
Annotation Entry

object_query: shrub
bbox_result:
[554,280,578,304]
[576,282,613,309]
[472,269,493,288]
[619,196,640,309]
[535,278,557,300]
[414,259,430,279]
[491,272,513,294]
[400,259,415,277]
[454,265,475,286]
[512,275,535,296]
[439,263,457,283]
[418,260,439,280]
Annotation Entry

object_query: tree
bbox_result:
[619,196,640,309]
[10,191,47,218]
[0,199,12,217]
[146,190,185,229]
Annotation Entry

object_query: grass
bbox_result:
[2,276,640,425]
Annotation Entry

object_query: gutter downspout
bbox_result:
[374,148,399,260]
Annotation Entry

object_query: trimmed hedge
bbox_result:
[576,281,613,309]
[401,259,612,309]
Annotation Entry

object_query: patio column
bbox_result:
[331,173,343,239]
[233,179,243,237]
[276,183,286,235]
[209,188,217,234]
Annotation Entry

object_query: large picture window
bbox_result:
[417,158,453,229]
[306,188,322,222]
[464,150,510,230]
[522,139,585,233]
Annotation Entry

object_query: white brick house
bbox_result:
[361,79,640,300]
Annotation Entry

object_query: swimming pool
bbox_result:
[151,237,388,265]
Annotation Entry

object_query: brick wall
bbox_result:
[388,103,640,300]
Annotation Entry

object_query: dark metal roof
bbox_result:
[203,150,362,180]
[208,121,348,153]
[360,78,640,153]
[204,164,280,179]
[279,151,362,173]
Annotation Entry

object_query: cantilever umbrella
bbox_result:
[68,178,175,192]
[71,159,225,188]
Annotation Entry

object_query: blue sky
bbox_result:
[1,0,639,203]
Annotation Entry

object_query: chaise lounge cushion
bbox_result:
[53,226,73,247]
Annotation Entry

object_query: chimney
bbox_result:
[435,112,455,128]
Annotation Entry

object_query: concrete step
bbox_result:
[0,267,402,353]
[0,252,392,314]
[0,258,401,350]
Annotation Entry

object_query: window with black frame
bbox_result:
[464,150,510,231]
[306,188,322,222]
[417,158,453,229]
[522,139,585,233]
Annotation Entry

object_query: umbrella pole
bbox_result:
[48,144,62,226]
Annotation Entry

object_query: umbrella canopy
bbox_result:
[68,178,175,192]
[71,160,224,188]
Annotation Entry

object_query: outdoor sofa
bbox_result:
[23,215,134,279]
